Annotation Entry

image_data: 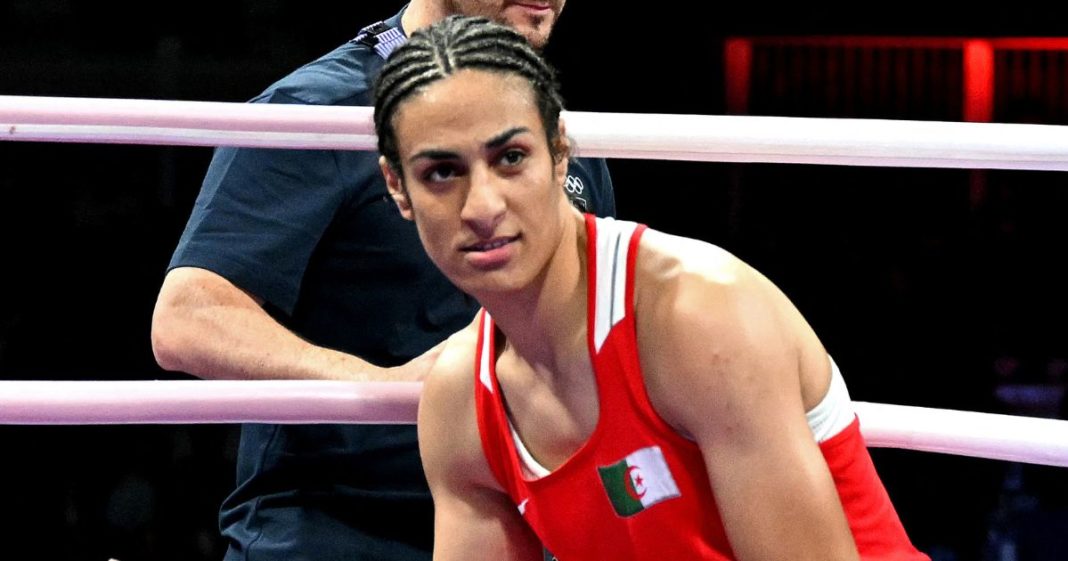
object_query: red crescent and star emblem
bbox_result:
[624,465,647,501]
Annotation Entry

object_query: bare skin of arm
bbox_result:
[637,230,860,561]
[417,320,543,561]
[151,266,439,382]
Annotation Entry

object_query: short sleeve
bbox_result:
[167,91,376,315]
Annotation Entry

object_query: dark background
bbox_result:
[2,2,1067,560]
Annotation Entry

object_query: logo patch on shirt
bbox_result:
[597,445,681,517]
[564,175,589,212]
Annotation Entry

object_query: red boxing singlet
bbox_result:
[474,215,929,560]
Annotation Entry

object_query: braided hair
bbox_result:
[373,15,566,175]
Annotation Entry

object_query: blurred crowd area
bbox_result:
[1,2,1067,560]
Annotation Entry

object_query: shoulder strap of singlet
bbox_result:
[473,309,523,496]
[586,213,688,435]
[585,214,646,354]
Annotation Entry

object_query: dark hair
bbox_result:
[373,15,566,174]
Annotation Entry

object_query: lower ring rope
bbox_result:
[0,380,1064,467]
[0,380,420,425]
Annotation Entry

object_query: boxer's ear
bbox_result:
[380,156,412,220]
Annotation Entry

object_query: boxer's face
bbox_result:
[382,69,570,297]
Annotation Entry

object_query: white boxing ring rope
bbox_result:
[2,94,1068,470]
[0,380,1067,468]
[6,94,1068,170]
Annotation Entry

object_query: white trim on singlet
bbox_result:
[806,356,856,443]
[478,313,495,392]
[593,217,639,353]
[511,422,552,479]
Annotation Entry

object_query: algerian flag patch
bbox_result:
[598,445,681,517]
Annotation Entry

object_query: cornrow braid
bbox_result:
[373,15,566,175]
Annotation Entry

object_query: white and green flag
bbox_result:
[598,445,681,517]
